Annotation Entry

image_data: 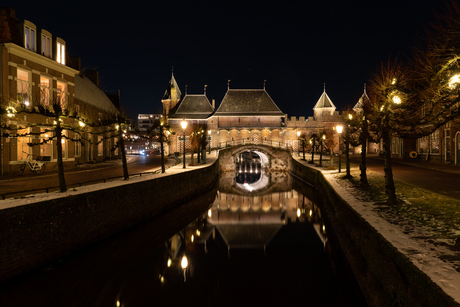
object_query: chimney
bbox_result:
[70,56,81,71]
[86,70,99,86]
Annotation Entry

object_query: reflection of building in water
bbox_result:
[208,189,328,252]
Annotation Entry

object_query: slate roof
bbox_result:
[353,86,369,111]
[213,89,284,117]
[74,74,119,114]
[169,94,214,119]
[162,74,182,101]
[313,89,336,110]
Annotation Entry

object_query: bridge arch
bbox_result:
[218,144,292,172]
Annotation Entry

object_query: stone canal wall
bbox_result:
[290,159,457,307]
[0,161,219,284]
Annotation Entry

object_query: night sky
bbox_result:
[5,1,444,120]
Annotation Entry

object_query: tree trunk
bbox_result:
[55,121,67,192]
[360,119,369,186]
[383,127,397,204]
[330,148,334,168]
[118,118,129,180]
[344,127,352,178]
[319,141,323,167]
[160,124,165,173]
[190,147,195,165]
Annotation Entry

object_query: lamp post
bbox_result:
[208,130,211,154]
[345,114,352,178]
[336,125,343,173]
[297,131,305,160]
[160,120,165,173]
[309,134,317,164]
[319,134,325,167]
[181,120,187,168]
[297,131,301,157]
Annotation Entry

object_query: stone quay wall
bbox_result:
[0,161,219,284]
[290,159,457,307]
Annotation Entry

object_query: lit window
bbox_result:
[17,69,30,106]
[98,136,103,156]
[40,128,51,157]
[40,76,50,106]
[75,133,81,157]
[41,31,52,58]
[24,24,36,51]
[56,81,67,108]
[56,40,65,65]
[17,128,31,161]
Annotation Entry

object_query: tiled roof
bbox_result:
[313,90,336,110]
[169,94,214,119]
[74,74,119,114]
[213,89,284,117]
[162,74,182,101]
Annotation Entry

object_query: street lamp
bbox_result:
[297,131,305,160]
[297,131,301,157]
[319,134,325,167]
[181,120,187,168]
[336,125,343,173]
[181,255,188,282]
[160,120,165,173]
[208,130,211,154]
[310,134,317,164]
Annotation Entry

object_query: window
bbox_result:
[61,130,68,159]
[17,69,30,106]
[56,40,65,64]
[430,130,440,154]
[40,128,51,157]
[75,133,81,157]
[113,137,118,155]
[417,136,429,154]
[56,81,67,108]
[98,136,103,156]
[17,128,31,161]
[40,76,50,106]
[24,25,36,51]
[41,33,51,58]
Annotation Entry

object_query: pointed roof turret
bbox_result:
[313,84,336,110]
[353,84,369,112]
[162,72,182,101]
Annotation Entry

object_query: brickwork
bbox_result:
[0,160,219,283]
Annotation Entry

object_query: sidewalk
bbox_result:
[293,156,460,304]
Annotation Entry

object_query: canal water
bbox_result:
[0,160,364,306]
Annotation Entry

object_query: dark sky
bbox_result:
[6,0,443,120]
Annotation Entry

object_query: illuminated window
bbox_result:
[17,128,31,161]
[24,23,36,51]
[40,128,51,157]
[56,81,67,108]
[430,130,439,154]
[40,76,50,106]
[75,133,81,157]
[41,31,52,58]
[56,38,66,64]
[61,130,68,159]
[17,69,30,106]
[113,137,118,155]
[98,136,103,156]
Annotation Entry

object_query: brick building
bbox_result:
[162,74,345,155]
[0,7,120,176]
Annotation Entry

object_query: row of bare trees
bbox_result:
[1,97,131,192]
[343,1,460,205]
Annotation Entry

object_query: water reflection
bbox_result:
[112,172,337,306]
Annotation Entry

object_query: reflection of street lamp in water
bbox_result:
[336,125,343,173]
[181,255,188,282]
[181,120,187,168]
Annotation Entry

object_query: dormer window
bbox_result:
[41,30,52,58]
[56,38,66,65]
[23,21,37,52]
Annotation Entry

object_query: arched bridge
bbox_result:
[218,143,293,172]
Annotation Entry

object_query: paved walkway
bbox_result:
[293,155,460,304]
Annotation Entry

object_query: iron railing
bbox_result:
[1,157,181,200]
